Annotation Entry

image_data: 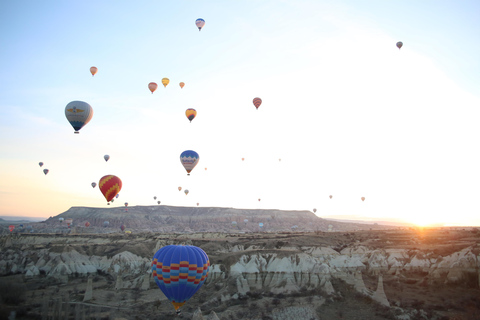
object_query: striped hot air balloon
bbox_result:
[180,150,199,175]
[253,97,262,110]
[99,175,122,203]
[179,82,185,89]
[152,245,210,314]
[185,109,197,122]
[162,78,170,87]
[148,82,158,94]
[195,18,205,31]
[65,101,94,134]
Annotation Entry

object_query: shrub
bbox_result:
[0,280,27,305]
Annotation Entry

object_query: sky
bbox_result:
[1,0,480,227]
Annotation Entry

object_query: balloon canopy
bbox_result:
[253,97,262,110]
[99,175,122,202]
[179,82,185,89]
[148,82,158,94]
[195,18,205,31]
[180,150,199,175]
[65,101,94,134]
[151,245,210,313]
[185,109,197,122]
[162,78,170,87]
[90,66,98,76]
[396,41,403,49]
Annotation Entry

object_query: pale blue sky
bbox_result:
[1,0,480,226]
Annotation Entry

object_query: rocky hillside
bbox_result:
[25,205,394,234]
[0,228,479,319]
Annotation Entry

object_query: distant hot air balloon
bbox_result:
[85,222,90,227]
[59,218,64,222]
[313,208,317,213]
[103,221,109,227]
[205,168,207,171]
[104,155,110,162]
[90,66,98,76]
[259,222,263,228]
[116,194,120,199]
[9,225,14,232]
[197,203,199,206]
[148,82,158,94]
[99,175,122,203]
[152,245,210,314]
[180,150,199,175]
[232,221,237,226]
[65,101,94,134]
[125,202,128,211]
[179,82,185,89]
[242,158,245,161]
[396,41,403,49]
[195,18,205,31]
[258,198,261,202]
[162,78,170,88]
[361,197,365,202]
[154,196,157,200]
[184,189,189,195]
[91,182,96,188]
[329,195,333,199]
[244,219,248,224]
[253,97,262,110]
[111,199,114,203]
[178,187,182,191]
[157,201,161,205]
[43,169,49,175]
[39,162,44,167]
[185,109,197,122]
[120,224,126,232]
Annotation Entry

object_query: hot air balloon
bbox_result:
[195,18,205,31]
[148,82,158,94]
[158,201,161,205]
[259,222,263,228]
[59,218,64,222]
[39,162,44,167]
[244,219,248,224]
[85,222,90,227]
[185,109,197,122]
[180,150,199,176]
[253,97,262,110]
[204,168,207,171]
[242,158,245,161]
[154,196,157,200]
[116,194,120,199]
[313,208,317,213]
[43,169,49,175]
[178,187,182,191]
[90,66,98,76]
[184,189,189,195]
[179,82,185,89]
[125,202,128,211]
[65,101,93,134]
[396,41,403,49]
[103,221,109,227]
[120,225,126,232]
[162,78,170,88]
[258,198,261,202]
[361,197,365,202]
[9,225,14,232]
[104,155,110,162]
[99,175,122,203]
[111,199,114,203]
[151,245,210,314]
[197,203,199,206]
[329,195,333,199]
[91,182,96,188]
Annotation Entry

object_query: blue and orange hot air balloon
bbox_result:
[151,245,210,314]
[65,101,93,134]
[195,19,205,31]
[185,109,197,123]
[180,150,199,176]
[99,175,122,203]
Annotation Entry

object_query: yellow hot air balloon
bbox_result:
[90,66,98,76]
[185,108,197,123]
[162,78,170,88]
[148,82,158,94]
[179,82,185,89]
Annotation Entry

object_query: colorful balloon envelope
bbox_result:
[162,78,170,87]
[396,41,403,49]
[103,221,109,227]
[154,196,157,200]
[184,189,189,195]
[361,197,365,201]
[43,169,49,175]
[329,195,333,199]
[85,222,90,227]
[185,109,197,122]
[179,82,185,89]
[120,224,126,231]
[180,150,199,175]
[157,201,161,205]
[99,175,122,202]
[90,66,98,76]
[91,182,97,188]
[148,82,158,94]
[39,162,44,167]
[9,225,14,232]
[151,245,210,314]
[104,155,110,162]
[313,208,317,213]
[197,203,199,206]
[253,97,262,110]
[195,18,205,31]
[65,101,94,134]
[178,187,182,191]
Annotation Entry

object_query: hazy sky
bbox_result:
[1,0,480,226]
